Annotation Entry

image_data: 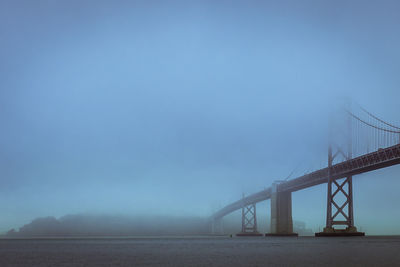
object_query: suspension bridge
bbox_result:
[210,105,400,236]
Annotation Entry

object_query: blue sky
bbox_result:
[0,0,399,234]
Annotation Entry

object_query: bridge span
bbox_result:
[211,107,400,236]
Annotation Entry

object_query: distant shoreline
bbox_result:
[2,235,400,240]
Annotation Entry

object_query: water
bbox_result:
[0,236,399,266]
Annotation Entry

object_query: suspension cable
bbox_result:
[346,110,400,134]
[358,105,400,130]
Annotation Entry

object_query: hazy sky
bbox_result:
[1,0,400,234]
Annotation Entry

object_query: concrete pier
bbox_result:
[266,183,298,236]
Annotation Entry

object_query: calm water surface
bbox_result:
[0,236,399,266]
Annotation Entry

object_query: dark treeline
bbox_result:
[6,214,211,237]
[5,214,313,237]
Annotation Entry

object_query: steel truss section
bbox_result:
[317,143,364,236]
[241,204,258,233]
[278,144,400,193]
[236,203,262,236]
[326,145,354,229]
[327,176,354,227]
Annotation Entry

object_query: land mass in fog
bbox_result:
[5,214,313,237]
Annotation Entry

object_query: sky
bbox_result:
[0,0,400,234]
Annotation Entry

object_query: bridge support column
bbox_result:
[266,183,298,236]
[236,203,262,236]
[316,145,364,237]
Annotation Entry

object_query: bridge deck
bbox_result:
[211,144,400,220]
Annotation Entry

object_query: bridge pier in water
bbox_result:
[236,203,262,236]
[266,183,298,236]
[316,145,365,237]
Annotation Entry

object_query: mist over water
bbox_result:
[1,1,400,235]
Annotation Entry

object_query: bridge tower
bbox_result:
[315,145,364,236]
[316,107,364,236]
[236,194,262,236]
